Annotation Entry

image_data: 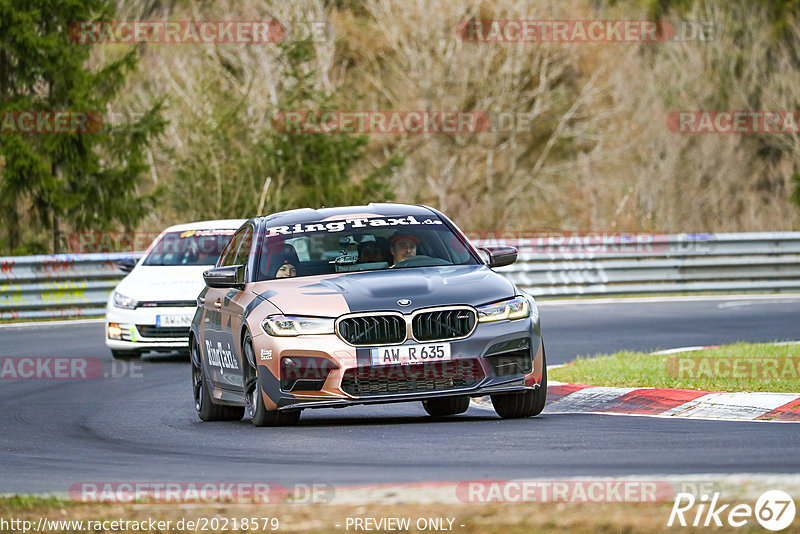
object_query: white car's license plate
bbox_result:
[156,314,193,327]
[370,343,451,366]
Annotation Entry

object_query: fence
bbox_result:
[1,233,799,320]
[0,253,143,320]
[481,232,800,297]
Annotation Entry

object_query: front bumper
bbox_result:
[105,305,195,352]
[247,315,543,411]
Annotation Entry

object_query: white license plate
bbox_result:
[156,314,193,327]
[370,343,451,366]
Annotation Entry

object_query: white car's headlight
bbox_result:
[261,315,335,336]
[476,296,530,323]
[113,291,138,310]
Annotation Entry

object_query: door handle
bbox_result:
[214,299,222,309]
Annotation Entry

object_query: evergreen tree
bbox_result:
[0,0,164,254]
[166,39,400,221]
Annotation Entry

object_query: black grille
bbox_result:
[487,349,532,377]
[337,315,405,346]
[341,359,484,397]
[136,325,188,338]
[136,300,198,308]
[412,308,476,341]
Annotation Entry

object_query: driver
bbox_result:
[389,233,420,266]
[275,262,297,278]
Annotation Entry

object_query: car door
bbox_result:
[213,225,253,391]
[202,226,247,390]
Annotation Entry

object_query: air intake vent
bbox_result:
[412,308,476,341]
[487,348,532,377]
[136,325,188,338]
[341,359,485,397]
[337,314,406,346]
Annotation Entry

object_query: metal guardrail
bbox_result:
[0,253,143,320]
[1,233,799,320]
[478,232,800,297]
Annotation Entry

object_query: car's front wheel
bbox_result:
[422,395,470,417]
[191,338,244,422]
[243,334,301,427]
[491,344,548,419]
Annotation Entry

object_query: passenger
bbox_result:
[357,241,384,264]
[389,233,420,266]
[275,262,297,278]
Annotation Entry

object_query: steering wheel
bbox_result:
[392,255,451,268]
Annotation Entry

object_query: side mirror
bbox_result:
[479,246,518,268]
[203,265,245,289]
[118,257,137,274]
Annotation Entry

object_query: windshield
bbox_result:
[142,229,236,266]
[254,214,479,281]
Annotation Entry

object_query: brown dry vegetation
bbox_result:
[3,499,798,534]
[109,0,800,234]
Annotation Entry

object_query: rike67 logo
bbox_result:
[668,490,796,531]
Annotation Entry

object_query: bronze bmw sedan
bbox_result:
[190,204,546,426]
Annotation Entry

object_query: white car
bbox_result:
[105,219,245,359]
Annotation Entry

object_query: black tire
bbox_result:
[491,343,548,419]
[422,395,470,417]
[243,334,301,427]
[191,338,244,422]
[111,349,140,360]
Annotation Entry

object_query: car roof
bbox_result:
[254,203,438,226]
[161,219,247,232]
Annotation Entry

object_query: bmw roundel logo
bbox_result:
[397,299,412,306]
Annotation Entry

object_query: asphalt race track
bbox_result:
[1,296,799,494]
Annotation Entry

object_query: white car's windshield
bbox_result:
[254,215,478,280]
[143,229,236,266]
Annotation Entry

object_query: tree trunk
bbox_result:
[53,210,60,254]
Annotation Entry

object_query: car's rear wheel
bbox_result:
[422,395,470,417]
[243,334,301,427]
[111,349,140,360]
[491,343,548,419]
[191,338,244,422]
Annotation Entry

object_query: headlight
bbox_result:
[113,292,137,310]
[262,315,335,336]
[477,296,530,323]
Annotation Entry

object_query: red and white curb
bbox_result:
[472,384,800,421]
[473,342,800,422]
[543,383,800,422]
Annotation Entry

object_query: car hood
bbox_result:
[113,265,213,302]
[251,265,516,316]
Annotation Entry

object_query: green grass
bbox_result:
[550,342,800,393]
[0,495,75,510]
